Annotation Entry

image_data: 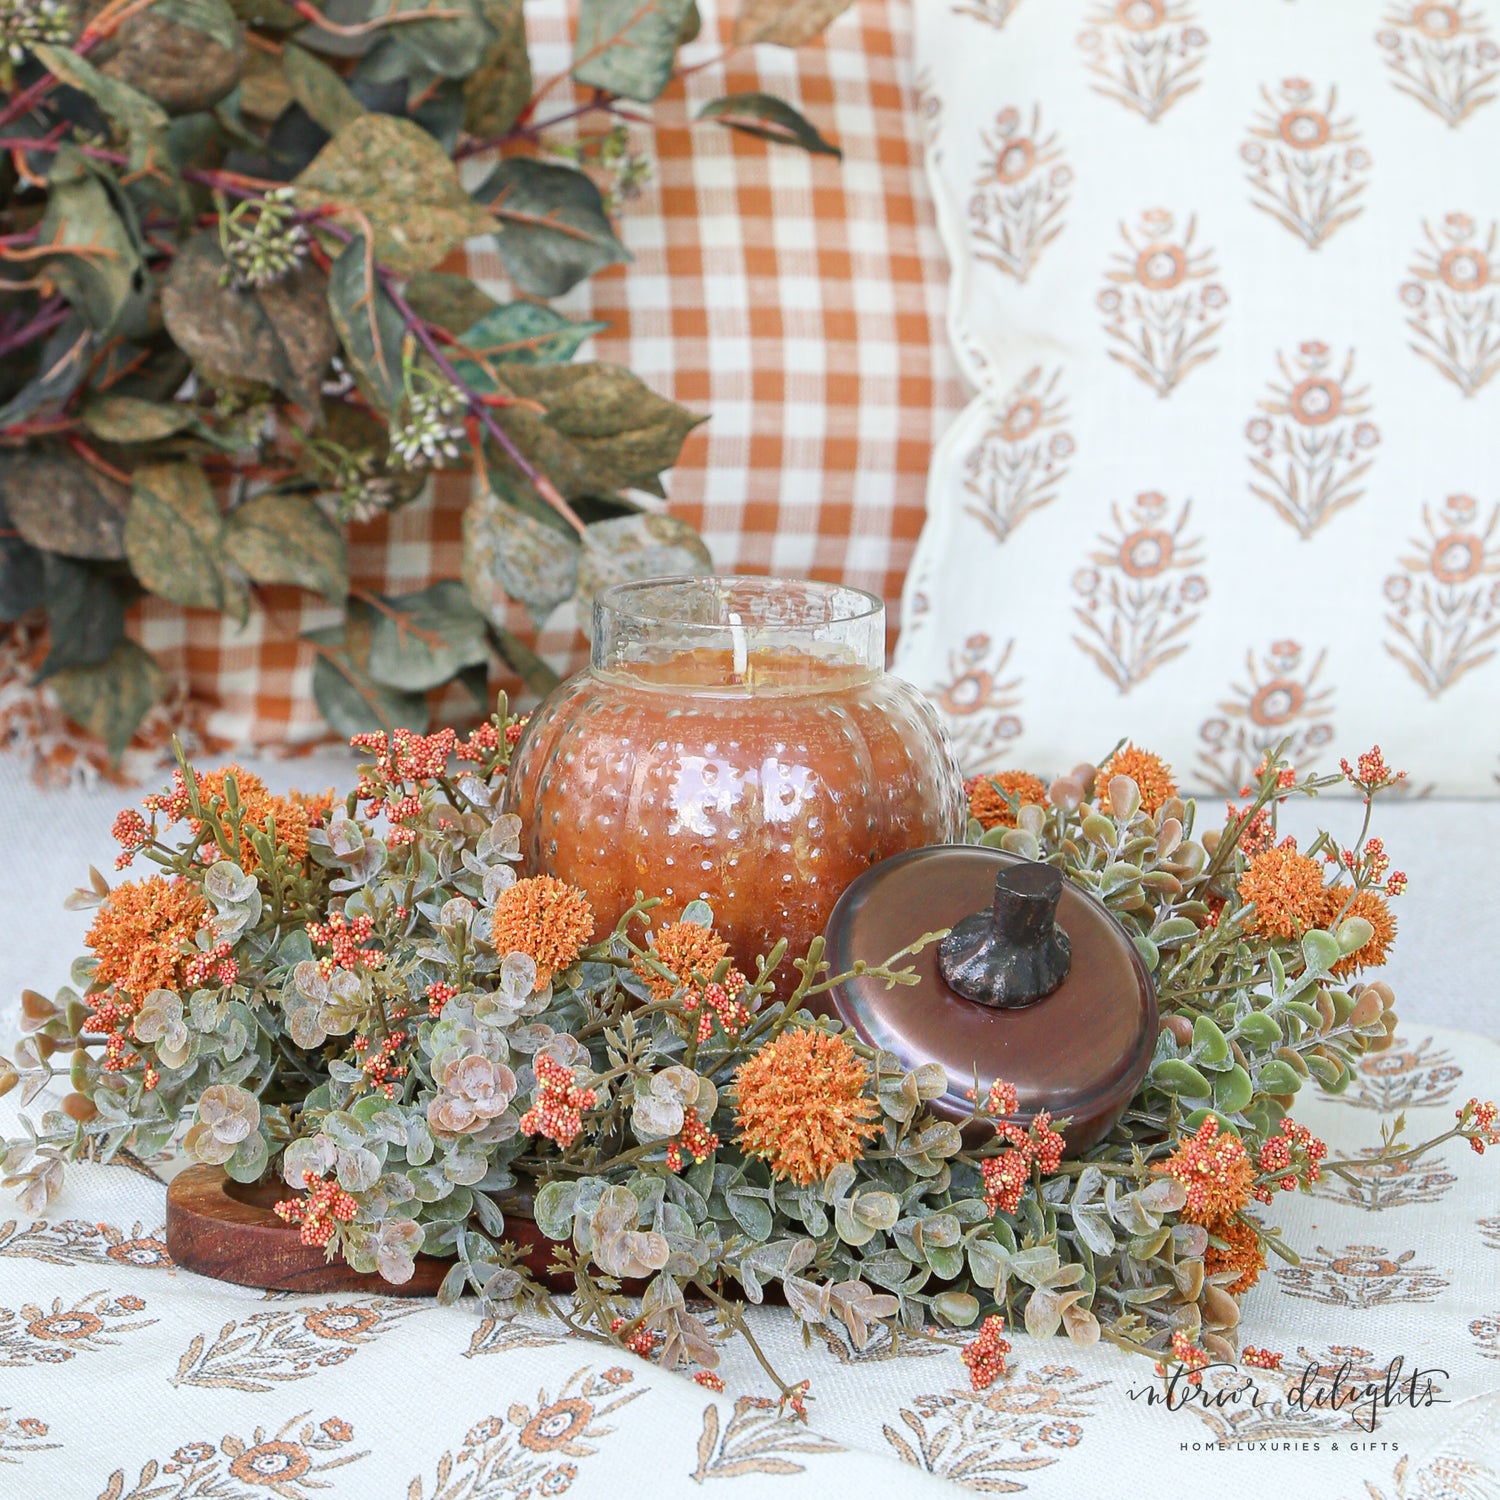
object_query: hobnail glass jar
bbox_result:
[507,576,965,978]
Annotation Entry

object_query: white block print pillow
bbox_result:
[894,0,1500,794]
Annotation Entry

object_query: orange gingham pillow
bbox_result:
[128,0,965,750]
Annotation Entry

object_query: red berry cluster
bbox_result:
[665,1108,720,1173]
[274,1170,357,1248]
[682,971,749,1043]
[142,768,191,824]
[980,1110,1064,1216]
[1459,1098,1499,1153]
[519,1054,598,1148]
[306,911,382,977]
[1224,802,1274,857]
[693,1371,725,1392]
[609,1316,659,1358]
[425,981,458,1017]
[1156,1331,1210,1385]
[961,1315,1011,1390]
[352,1032,408,1099]
[1242,1346,1284,1370]
[1341,745,1406,797]
[111,809,149,869]
[184,941,239,989]
[1253,1116,1327,1201]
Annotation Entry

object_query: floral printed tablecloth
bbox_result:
[3,1021,1499,1500]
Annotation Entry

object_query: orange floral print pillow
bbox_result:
[897,0,1500,794]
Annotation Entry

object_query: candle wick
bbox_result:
[728,611,748,682]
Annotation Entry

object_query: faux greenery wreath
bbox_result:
[0,0,849,757]
[3,723,1496,1401]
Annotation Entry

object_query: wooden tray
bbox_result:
[165,1165,569,1295]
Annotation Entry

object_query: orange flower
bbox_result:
[966,770,1049,830]
[289,786,338,828]
[193,765,310,869]
[490,875,594,986]
[1098,744,1177,815]
[733,1028,879,1186]
[1328,888,1397,977]
[1153,1116,1254,1225]
[633,920,730,1001]
[1237,839,1329,942]
[1204,1212,1266,1294]
[85,876,207,1001]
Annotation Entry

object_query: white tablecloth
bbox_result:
[2,754,1499,1499]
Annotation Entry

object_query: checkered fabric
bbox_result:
[129,0,965,749]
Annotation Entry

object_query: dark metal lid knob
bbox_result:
[937,860,1072,1009]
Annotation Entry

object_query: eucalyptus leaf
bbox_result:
[296,113,497,275]
[462,0,530,138]
[365,580,489,691]
[473,158,629,299]
[50,640,164,760]
[575,513,712,628]
[326,232,407,413]
[0,451,128,561]
[161,232,337,411]
[38,555,125,679]
[572,0,693,102]
[126,461,248,620]
[283,42,367,134]
[734,0,855,46]
[91,0,245,115]
[452,302,607,379]
[462,484,579,623]
[697,93,840,157]
[225,492,348,601]
[37,146,148,337]
[485,361,704,500]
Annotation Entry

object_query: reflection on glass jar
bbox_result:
[508,577,965,985]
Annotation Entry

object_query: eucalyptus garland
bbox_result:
[0,0,848,757]
[3,720,1496,1402]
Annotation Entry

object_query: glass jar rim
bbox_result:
[594,574,884,629]
[591,575,887,685]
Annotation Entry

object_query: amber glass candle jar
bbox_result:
[508,576,964,978]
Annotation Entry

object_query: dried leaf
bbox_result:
[93,0,244,114]
[282,42,366,134]
[697,93,840,157]
[224,492,348,601]
[733,0,854,46]
[0,451,128,560]
[462,0,531,139]
[125,460,248,619]
[38,555,125,678]
[462,483,578,623]
[572,0,693,102]
[50,640,164,761]
[575,513,712,628]
[295,113,497,275]
[325,232,407,413]
[484,361,704,499]
[161,231,337,411]
[473,157,629,299]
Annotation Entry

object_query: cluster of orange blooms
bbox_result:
[965,743,1178,832]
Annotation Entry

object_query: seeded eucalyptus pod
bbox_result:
[0,0,851,759]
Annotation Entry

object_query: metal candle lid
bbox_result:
[819,846,1157,1152]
